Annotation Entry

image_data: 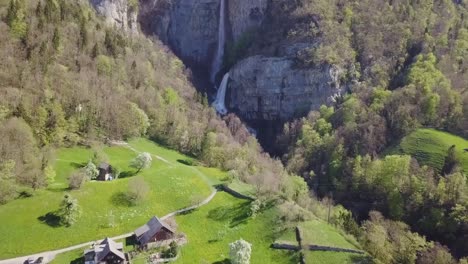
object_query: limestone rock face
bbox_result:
[139,0,219,66]
[139,0,268,66]
[90,0,138,34]
[228,0,267,41]
[228,56,342,121]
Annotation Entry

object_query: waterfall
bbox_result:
[213,73,229,115]
[210,0,227,84]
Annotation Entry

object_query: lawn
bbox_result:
[174,192,299,264]
[51,192,299,264]
[305,251,370,264]
[0,139,216,259]
[49,248,83,264]
[388,129,468,173]
[276,219,370,264]
[278,219,360,249]
[228,178,256,198]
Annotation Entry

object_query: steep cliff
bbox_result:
[228,0,267,42]
[139,0,219,67]
[90,0,138,34]
[92,0,344,145]
[228,56,342,121]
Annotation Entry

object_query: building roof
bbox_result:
[134,216,175,245]
[97,241,125,262]
[84,237,125,262]
[99,163,111,170]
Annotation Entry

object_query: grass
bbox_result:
[51,192,299,264]
[387,129,468,173]
[49,249,83,264]
[277,219,369,264]
[174,192,299,264]
[278,220,360,250]
[305,251,370,264]
[228,179,256,197]
[0,139,215,259]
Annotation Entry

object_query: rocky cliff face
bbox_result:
[139,0,268,67]
[139,0,219,67]
[90,0,138,34]
[228,0,267,42]
[228,56,342,121]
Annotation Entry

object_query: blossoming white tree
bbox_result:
[229,239,252,264]
[130,152,152,173]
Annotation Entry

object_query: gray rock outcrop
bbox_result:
[139,0,220,66]
[90,0,138,34]
[228,56,342,121]
[139,0,268,66]
[228,0,267,41]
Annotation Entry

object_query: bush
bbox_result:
[96,55,113,76]
[126,177,149,205]
[162,241,178,258]
[68,171,86,190]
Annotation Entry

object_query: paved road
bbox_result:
[0,190,217,264]
[0,140,217,264]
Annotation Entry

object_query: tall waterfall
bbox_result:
[210,0,227,84]
[213,73,229,115]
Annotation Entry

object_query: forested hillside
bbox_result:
[0,0,288,207]
[267,0,468,260]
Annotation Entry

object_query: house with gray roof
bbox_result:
[84,237,126,264]
[134,216,175,248]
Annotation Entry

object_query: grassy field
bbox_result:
[0,139,215,259]
[305,251,369,264]
[52,192,299,264]
[278,219,360,249]
[277,219,370,264]
[388,129,468,173]
[174,192,299,264]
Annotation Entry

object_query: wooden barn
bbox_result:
[84,237,126,264]
[98,163,113,181]
[134,216,175,249]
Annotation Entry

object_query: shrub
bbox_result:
[68,171,86,190]
[59,194,80,227]
[126,177,149,205]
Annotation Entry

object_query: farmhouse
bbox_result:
[134,216,175,248]
[98,163,113,181]
[84,237,126,264]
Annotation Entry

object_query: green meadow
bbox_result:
[0,139,213,258]
[388,129,468,173]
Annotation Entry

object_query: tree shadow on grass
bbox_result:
[70,257,84,264]
[212,258,230,264]
[37,212,61,227]
[207,201,251,228]
[70,162,86,169]
[350,255,373,264]
[177,159,195,166]
[110,192,132,207]
[126,235,138,249]
[119,171,136,178]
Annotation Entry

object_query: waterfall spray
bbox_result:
[213,73,230,115]
[210,0,227,84]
